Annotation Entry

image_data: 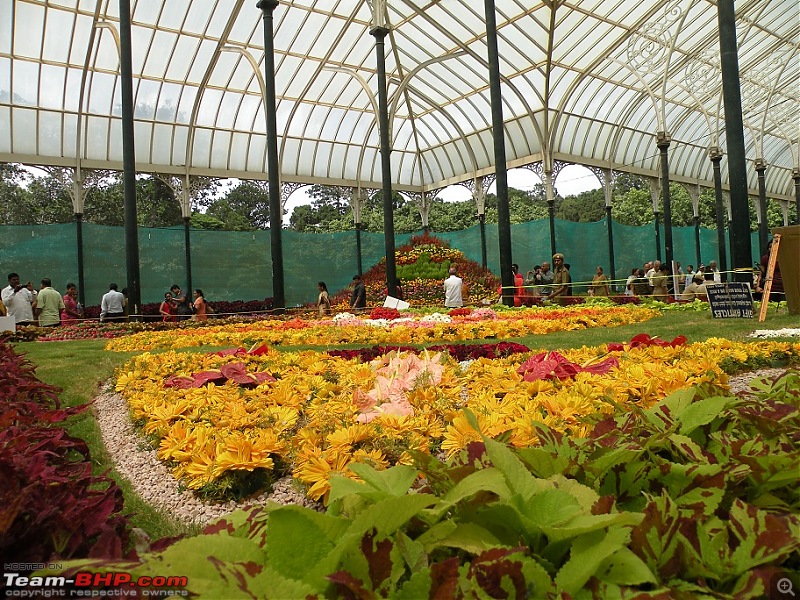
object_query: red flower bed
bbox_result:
[326,341,530,363]
[0,343,130,562]
[369,307,402,320]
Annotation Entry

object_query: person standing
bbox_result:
[159,292,176,322]
[511,264,525,307]
[2,273,36,326]
[590,266,610,297]
[683,265,695,292]
[443,266,463,308]
[62,283,83,325]
[350,275,366,311]
[624,268,638,296]
[547,253,571,304]
[538,261,554,296]
[317,282,331,316]
[708,260,722,283]
[35,279,65,327]
[651,264,670,301]
[646,260,660,290]
[100,283,126,322]
[170,284,193,320]
[193,289,208,321]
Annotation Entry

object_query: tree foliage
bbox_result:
[1,166,795,232]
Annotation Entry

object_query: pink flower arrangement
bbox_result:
[355,351,445,423]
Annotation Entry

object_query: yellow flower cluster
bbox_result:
[106,305,659,353]
[114,339,799,501]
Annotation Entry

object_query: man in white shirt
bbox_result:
[708,260,722,283]
[1,272,35,325]
[443,266,463,308]
[646,260,660,289]
[100,283,126,322]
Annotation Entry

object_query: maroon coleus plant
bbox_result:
[0,342,131,563]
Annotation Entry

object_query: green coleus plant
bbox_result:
[40,371,799,598]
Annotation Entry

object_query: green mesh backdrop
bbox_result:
[0,221,760,307]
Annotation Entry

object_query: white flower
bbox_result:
[420,313,452,323]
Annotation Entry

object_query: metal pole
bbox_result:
[606,205,616,292]
[717,0,753,281]
[479,213,487,269]
[548,200,557,258]
[355,222,363,276]
[183,216,193,295]
[654,211,662,262]
[792,169,799,225]
[257,0,285,310]
[657,134,674,273]
[75,212,86,307]
[370,25,397,299]
[755,160,768,258]
[693,215,702,268]
[484,0,513,306]
[118,0,141,317]
[710,149,728,280]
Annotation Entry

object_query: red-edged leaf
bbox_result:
[254,372,276,384]
[248,344,271,356]
[361,530,394,590]
[164,376,195,389]
[220,363,258,386]
[430,558,460,600]
[581,356,619,375]
[191,370,226,387]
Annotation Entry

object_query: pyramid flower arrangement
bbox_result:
[329,232,500,307]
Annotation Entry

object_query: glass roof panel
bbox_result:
[42,8,74,63]
[14,2,44,60]
[0,0,796,200]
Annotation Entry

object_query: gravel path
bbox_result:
[94,368,791,526]
[93,382,321,527]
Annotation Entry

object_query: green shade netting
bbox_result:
[0,221,759,307]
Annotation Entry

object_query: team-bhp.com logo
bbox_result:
[3,569,188,598]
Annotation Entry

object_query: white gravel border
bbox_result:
[749,328,800,339]
[93,382,320,527]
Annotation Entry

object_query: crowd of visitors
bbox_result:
[0,271,209,328]
[2,272,80,328]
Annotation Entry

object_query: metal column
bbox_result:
[709,147,728,281]
[484,0,513,305]
[370,24,397,299]
[717,0,753,280]
[657,133,674,272]
[119,0,141,317]
[257,0,285,310]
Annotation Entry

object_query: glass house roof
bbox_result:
[1,0,798,199]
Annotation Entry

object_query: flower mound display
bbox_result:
[329,232,500,307]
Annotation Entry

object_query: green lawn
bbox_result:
[15,307,798,539]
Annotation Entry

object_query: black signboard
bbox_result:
[705,283,754,318]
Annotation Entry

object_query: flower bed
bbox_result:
[105,304,659,352]
[113,336,800,502]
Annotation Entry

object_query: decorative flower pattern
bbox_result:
[113,335,800,501]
